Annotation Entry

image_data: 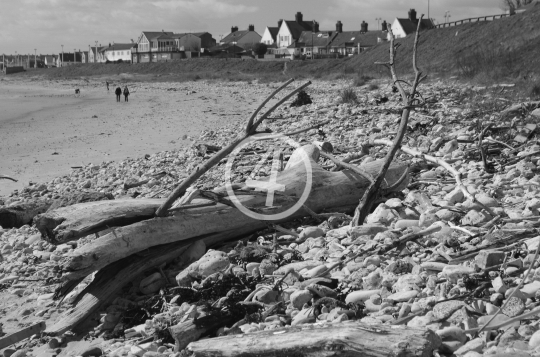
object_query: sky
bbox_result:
[0,0,503,55]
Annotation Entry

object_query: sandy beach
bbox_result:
[0,76,269,196]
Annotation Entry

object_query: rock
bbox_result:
[421,261,447,271]
[290,290,312,309]
[245,262,260,275]
[291,308,315,326]
[298,227,325,240]
[387,290,418,302]
[140,272,165,295]
[529,329,540,348]
[492,276,508,294]
[345,290,380,303]
[521,281,540,298]
[436,326,467,344]
[442,265,475,282]
[3,349,16,357]
[365,204,400,225]
[274,261,323,275]
[432,300,466,320]
[349,224,388,238]
[502,296,525,317]
[176,249,229,286]
[254,289,278,304]
[461,210,492,226]
[475,250,505,270]
[454,338,484,356]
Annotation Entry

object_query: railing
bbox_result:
[434,13,509,28]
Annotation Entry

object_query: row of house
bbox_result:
[3,8,432,69]
[258,9,434,58]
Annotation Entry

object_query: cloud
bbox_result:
[151,0,258,18]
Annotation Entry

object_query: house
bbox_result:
[102,43,136,62]
[208,43,245,57]
[261,26,279,45]
[80,51,89,63]
[174,32,216,53]
[88,45,107,63]
[276,12,317,49]
[390,9,435,39]
[57,52,83,67]
[328,21,387,55]
[296,30,336,57]
[133,31,179,63]
[220,25,261,50]
[44,55,57,67]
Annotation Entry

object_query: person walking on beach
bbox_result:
[115,87,122,102]
[123,86,130,102]
[106,81,109,91]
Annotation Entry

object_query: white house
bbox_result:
[102,43,135,62]
[390,9,435,39]
[275,12,317,49]
[261,26,279,45]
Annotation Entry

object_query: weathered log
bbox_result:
[0,200,52,229]
[0,321,46,349]
[169,316,233,352]
[44,230,236,336]
[35,199,163,244]
[46,191,114,212]
[186,321,441,357]
[52,145,408,281]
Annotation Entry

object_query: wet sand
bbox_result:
[0,77,262,196]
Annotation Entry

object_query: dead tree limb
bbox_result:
[352,15,425,226]
[186,321,441,357]
[155,80,311,217]
[0,175,17,182]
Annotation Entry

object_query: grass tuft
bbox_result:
[340,88,358,104]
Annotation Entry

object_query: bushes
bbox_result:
[455,46,520,80]
[340,88,358,104]
[353,74,373,87]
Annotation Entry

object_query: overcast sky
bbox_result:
[1,0,503,55]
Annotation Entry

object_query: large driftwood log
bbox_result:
[50,145,408,281]
[186,321,441,357]
[35,199,162,244]
[44,230,236,336]
[0,200,52,229]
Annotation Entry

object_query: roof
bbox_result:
[297,31,336,47]
[284,20,314,40]
[103,43,135,52]
[330,30,386,47]
[221,30,257,43]
[267,27,279,41]
[396,18,435,35]
[172,32,210,39]
[209,43,245,52]
[142,31,174,41]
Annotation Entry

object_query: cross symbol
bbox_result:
[245,149,286,207]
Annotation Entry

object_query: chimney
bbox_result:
[109,43,111,47]
[231,26,238,33]
[361,21,368,33]
[295,11,303,24]
[248,24,254,31]
[409,8,417,22]
[313,21,320,32]
[336,21,343,33]
[381,20,388,32]
[278,19,283,28]
[131,39,134,43]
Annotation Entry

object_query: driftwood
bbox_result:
[35,199,163,244]
[0,200,52,229]
[0,321,46,349]
[186,321,441,357]
[44,230,238,336]
[53,146,408,281]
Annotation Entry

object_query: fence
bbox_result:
[434,14,509,28]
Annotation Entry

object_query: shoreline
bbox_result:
[0,78,270,196]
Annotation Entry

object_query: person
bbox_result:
[115,87,122,102]
[106,81,109,91]
[123,86,130,102]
